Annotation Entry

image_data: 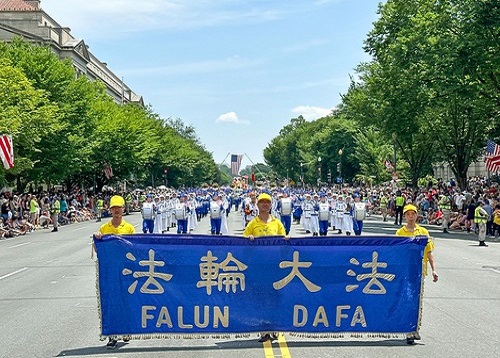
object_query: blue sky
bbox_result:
[42,0,382,168]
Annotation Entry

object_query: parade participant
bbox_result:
[276,191,293,235]
[50,195,60,232]
[317,193,331,236]
[220,192,230,234]
[379,192,389,222]
[170,192,180,228]
[329,193,338,230]
[164,193,173,231]
[342,196,354,236]
[438,191,452,233]
[156,194,168,233]
[334,195,346,234]
[209,193,224,235]
[292,194,302,224]
[174,194,190,234]
[243,192,288,343]
[93,195,135,349]
[309,193,320,236]
[474,200,489,247]
[352,194,366,235]
[141,194,156,233]
[95,196,104,222]
[301,193,314,234]
[187,193,198,232]
[395,204,438,345]
[243,192,258,227]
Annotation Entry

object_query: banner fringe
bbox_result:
[99,332,408,341]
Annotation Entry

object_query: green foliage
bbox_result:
[0,39,220,191]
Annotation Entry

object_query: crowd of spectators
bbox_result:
[1,175,499,239]
[0,189,141,239]
[363,176,499,237]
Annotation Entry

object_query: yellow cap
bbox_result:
[257,193,272,203]
[109,195,125,208]
[403,204,418,214]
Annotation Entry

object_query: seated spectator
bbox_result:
[39,210,52,228]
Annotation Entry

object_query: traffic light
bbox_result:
[336,162,341,173]
[327,171,332,183]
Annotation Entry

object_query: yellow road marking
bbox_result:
[278,333,292,358]
[262,333,292,358]
[263,339,274,357]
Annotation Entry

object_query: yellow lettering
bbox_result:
[178,306,193,328]
[156,306,173,328]
[141,305,156,328]
[293,305,308,327]
[350,306,367,327]
[194,306,210,328]
[312,306,329,327]
[213,306,229,328]
[336,305,350,327]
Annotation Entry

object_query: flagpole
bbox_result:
[243,153,265,177]
[220,152,230,167]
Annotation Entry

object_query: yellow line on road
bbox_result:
[262,333,292,358]
[278,333,292,358]
[263,339,274,358]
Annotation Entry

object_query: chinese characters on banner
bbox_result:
[94,235,426,338]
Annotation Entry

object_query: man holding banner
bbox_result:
[396,204,438,345]
[94,195,135,349]
[243,192,288,342]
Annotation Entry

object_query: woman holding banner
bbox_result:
[396,204,438,345]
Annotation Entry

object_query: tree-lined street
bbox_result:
[1,212,498,358]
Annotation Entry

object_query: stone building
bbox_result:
[0,0,143,105]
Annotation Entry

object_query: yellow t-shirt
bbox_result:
[99,219,136,235]
[492,209,500,225]
[243,216,286,237]
[395,224,434,276]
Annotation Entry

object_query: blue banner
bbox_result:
[94,235,427,338]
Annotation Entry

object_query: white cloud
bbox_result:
[40,0,293,38]
[216,112,250,125]
[291,106,333,121]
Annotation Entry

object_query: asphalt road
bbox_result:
[0,211,499,358]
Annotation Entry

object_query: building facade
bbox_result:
[0,0,143,105]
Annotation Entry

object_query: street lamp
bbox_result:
[338,149,343,182]
[317,156,322,186]
[300,163,304,188]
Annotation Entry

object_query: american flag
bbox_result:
[485,139,500,173]
[383,159,394,172]
[0,134,14,170]
[103,163,114,179]
[230,154,243,175]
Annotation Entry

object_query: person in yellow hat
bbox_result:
[396,203,438,345]
[243,192,288,343]
[243,193,287,240]
[93,195,135,349]
[95,195,135,238]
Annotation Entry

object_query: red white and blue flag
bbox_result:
[0,134,14,170]
[486,139,500,173]
[230,154,243,175]
[103,162,114,179]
